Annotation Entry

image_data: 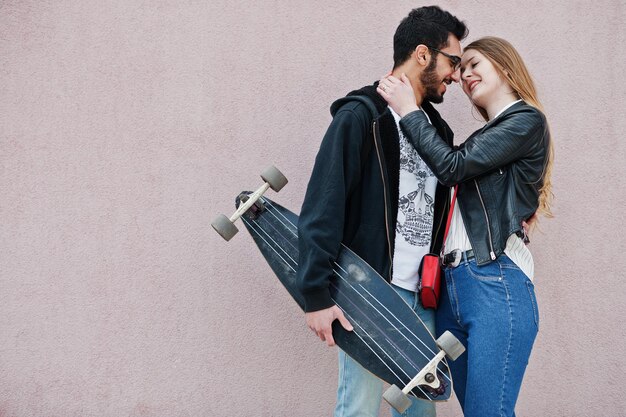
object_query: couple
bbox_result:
[297,5,553,417]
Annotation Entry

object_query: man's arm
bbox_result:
[297,106,368,345]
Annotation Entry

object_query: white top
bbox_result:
[390,107,438,292]
[443,99,534,280]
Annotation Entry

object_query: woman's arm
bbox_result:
[377,74,546,186]
[399,108,545,186]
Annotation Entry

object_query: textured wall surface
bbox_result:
[1,1,625,416]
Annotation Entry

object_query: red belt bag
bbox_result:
[418,254,442,309]
[419,185,458,309]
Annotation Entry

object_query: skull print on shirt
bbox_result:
[396,133,435,246]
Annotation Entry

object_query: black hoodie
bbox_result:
[297,83,454,312]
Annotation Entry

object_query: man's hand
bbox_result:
[305,305,353,347]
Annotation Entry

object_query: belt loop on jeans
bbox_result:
[441,249,475,268]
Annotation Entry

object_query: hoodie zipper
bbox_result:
[474,179,497,260]
[372,120,394,278]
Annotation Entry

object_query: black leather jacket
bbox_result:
[399,101,550,266]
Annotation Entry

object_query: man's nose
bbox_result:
[450,68,461,83]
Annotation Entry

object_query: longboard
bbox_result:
[212,166,465,412]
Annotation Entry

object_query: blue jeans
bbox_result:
[334,284,436,417]
[436,254,539,417]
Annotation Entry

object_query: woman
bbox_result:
[377,37,553,417]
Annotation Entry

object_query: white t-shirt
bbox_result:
[390,107,438,292]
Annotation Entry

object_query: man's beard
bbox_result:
[420,59,444,104]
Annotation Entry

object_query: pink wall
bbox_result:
[1,1,625,416]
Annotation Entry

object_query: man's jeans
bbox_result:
[334,284,436,417]
[436,254,539,417]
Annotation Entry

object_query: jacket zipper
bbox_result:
[474,179,497,260]
[431,189,448,255]
[372,120,393,278]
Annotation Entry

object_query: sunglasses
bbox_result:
[427,46,461,71]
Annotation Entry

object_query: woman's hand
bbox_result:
[377,73,421,117]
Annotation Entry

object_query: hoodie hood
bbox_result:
[330,83,388,117]
[329,82,444,127]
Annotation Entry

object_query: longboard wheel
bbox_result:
[211,214,239,241]
[436,330,465,361]
[260,165,288,192]
[383,384,412,414]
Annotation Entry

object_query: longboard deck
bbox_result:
[237,192,452,401]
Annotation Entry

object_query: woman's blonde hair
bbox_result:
[466,36,554,221]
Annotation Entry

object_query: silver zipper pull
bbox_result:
[490,251,496,260]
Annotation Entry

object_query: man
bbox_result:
[297,6,467,417]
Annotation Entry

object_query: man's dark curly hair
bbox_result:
[393,6,468,69]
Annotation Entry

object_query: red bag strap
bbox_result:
[441,185,459,254]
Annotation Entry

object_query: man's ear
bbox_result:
[413,44,431,67]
